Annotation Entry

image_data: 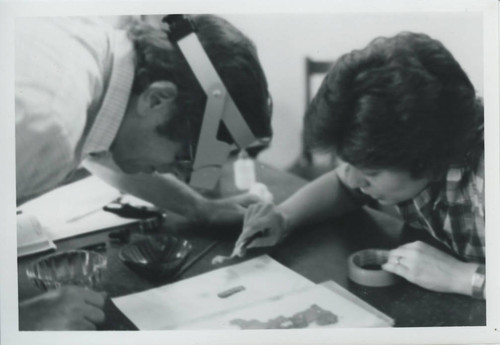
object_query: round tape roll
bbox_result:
[347,249,399,287]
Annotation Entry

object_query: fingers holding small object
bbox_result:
[235,228,253,248]
[238,226,271,249]
[235,223,264,248]
[234,244,246,258]
[222,227,271,265]
[244,228,270,248]
[234,235,254,255]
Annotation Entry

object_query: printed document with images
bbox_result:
[112,255,393,329]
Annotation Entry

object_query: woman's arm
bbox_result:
[278,165,365,234]
[236,165,365,250]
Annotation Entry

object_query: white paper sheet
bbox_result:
[19,176,149,241]
[112,255,315,330]
[112,255,393,330]
[17,214,56,257]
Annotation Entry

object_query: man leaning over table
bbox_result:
[16,15,272,330]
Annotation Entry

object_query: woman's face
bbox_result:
[347,164,431,205]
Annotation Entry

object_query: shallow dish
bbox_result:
[119,235,192,279]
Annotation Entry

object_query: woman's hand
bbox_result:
[234,202,289,256]
[382,241,479,296]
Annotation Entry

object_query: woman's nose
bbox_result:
[357,177,370,189]
[351,169,370,189]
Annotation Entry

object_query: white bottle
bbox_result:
[234,150,256,190]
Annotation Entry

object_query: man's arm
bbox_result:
[82,155,259,227]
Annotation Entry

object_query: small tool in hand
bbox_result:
[211,228,269,265]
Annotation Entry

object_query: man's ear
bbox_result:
[136,81,177,117]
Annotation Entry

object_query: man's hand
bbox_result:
[382,241,478,296]
[202,193,263,227]
[234,202,288,256]
[19,286,106,330]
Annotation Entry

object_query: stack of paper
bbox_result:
[112,255,393,329]
[17,214,56,257]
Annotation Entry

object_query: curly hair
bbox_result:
[127,15,272,146]
[304,32,483,178]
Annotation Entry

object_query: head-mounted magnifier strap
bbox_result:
[164,15,258,189]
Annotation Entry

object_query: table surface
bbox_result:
[17,162,486,329]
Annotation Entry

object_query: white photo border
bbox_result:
[1,0,498,344]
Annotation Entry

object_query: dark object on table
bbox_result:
[80,242,107,252]
[103,202,164,219]
[108,228,132,243]
[26,250,107,291]
[108,216,167,244]
[217,285,246,298]
[118,235,192,279]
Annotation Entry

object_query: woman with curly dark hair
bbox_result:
[238,32,485,299]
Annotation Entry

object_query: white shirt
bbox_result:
[15,17,135,201]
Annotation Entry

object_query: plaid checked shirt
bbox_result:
[396,153,485,263]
